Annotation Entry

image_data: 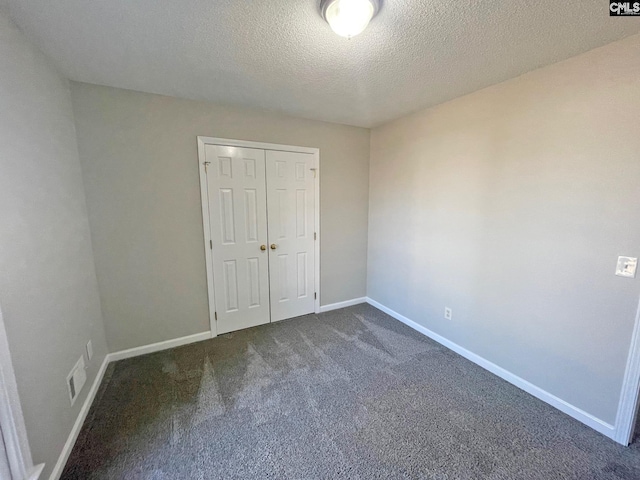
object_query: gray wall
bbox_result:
[0,11,108,479]
[70,83,370,352]
[367,34,640,425]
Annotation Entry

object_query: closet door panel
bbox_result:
[206,145,270,334]
[266,150,315,321]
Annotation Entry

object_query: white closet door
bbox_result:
[266,150,316,322]
[206,145,270,334]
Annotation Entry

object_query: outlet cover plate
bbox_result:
[616,256,638,278]
[86,340,93,361]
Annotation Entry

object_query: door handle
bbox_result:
[270,244,277,250]
[260,245,266,251]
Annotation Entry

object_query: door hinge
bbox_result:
[210,240,213,249]
[314,232,317,240]
[314,292,317,300]
[214,311,218,321]
[310,168,317,178]
[203,161,211,171]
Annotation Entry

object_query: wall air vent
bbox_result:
[67,355,87,405]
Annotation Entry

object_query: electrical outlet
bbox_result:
[86,340,93,361]
[616,256,638,278]
[444,307,452,320]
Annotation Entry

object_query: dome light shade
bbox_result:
[321,0,380,39]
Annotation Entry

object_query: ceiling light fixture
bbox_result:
[320,0,380,39]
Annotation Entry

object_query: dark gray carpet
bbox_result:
[62,304,640,479]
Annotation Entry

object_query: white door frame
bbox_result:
[0,303,44,480]
[197,137,321,337]
[614,295,640,445]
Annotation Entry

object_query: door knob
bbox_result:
[270,244,277,250]
[260,245,266,251]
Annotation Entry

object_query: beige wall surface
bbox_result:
[70,83,370,352]
[0,11,108,479]
[368,34,640,425]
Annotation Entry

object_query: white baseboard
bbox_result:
[319,297,367,313]
[107,331,212,362]
[365,297,618,442]
[48,356,110,480]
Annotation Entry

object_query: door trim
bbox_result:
[197,137,321,337]
[614,295,640,445]
[0,302,45,479]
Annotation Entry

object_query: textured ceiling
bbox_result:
[2,0,639,127]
